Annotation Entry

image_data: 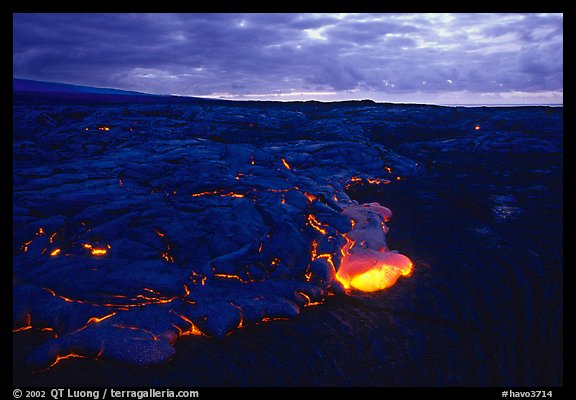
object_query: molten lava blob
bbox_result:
[337,250,412,292]
[336,202,413,292]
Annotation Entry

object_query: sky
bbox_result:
[13,13,563,104]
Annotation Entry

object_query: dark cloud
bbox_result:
[13,13,563,104]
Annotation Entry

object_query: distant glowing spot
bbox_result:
[98,126,110,131]
[475,125,481,130]
[446,79,453,84]
[50,248,61,256]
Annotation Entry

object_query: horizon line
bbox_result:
[13,77,563,108]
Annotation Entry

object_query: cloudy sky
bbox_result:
[13,13,563,104]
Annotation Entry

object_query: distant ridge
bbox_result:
[13,78,154,96]
[12,78,186,104]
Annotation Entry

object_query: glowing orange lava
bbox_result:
[335,203,413,292]
[82,243,109,256]
[281,158,291,170]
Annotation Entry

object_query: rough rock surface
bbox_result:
[13,91,562,386]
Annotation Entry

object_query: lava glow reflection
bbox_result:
[335,202,413,292]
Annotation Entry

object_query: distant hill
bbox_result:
[12,78,190,104]
[13,78,154,96]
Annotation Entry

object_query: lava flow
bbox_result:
[335,202,413,292]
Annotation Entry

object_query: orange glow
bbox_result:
[190,190,244,198]
[236,316,245,330]
[191,190,220,197]
[475,125,481,130]
[87,313,117,324]
[225,192,245,198]
[336,249,413,292]
[98,126,110,131]
[142,287,162,295]
[297,291,323,307]
[82,242,109,256]
[134,294,176,304]
[310,240,318,260]
[316,253,335,269]
[44,353,87,371]
[13,313,32,333]
[20,227,46,252]
[50,248,61,256]
[112,324,159,341]
[385,166,393,174]
[261,316,289,322]
[190,271,206,286]
[304,192,316,202]
[13,325,33,333]
[214,273,246,282]
[281,158,291,170]
[170,310,204,336]
[335,203,412,292]
[307,214,328,235]
[367,178,391,185]
[91,248,107,256]
[43,286,177,308]
[72,312,117,334]
[161,252,175,263]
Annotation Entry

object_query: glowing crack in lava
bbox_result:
[336,203,413,292]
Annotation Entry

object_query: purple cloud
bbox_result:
[13,13,563,104]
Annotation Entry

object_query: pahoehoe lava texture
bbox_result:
[13,92,562,386]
